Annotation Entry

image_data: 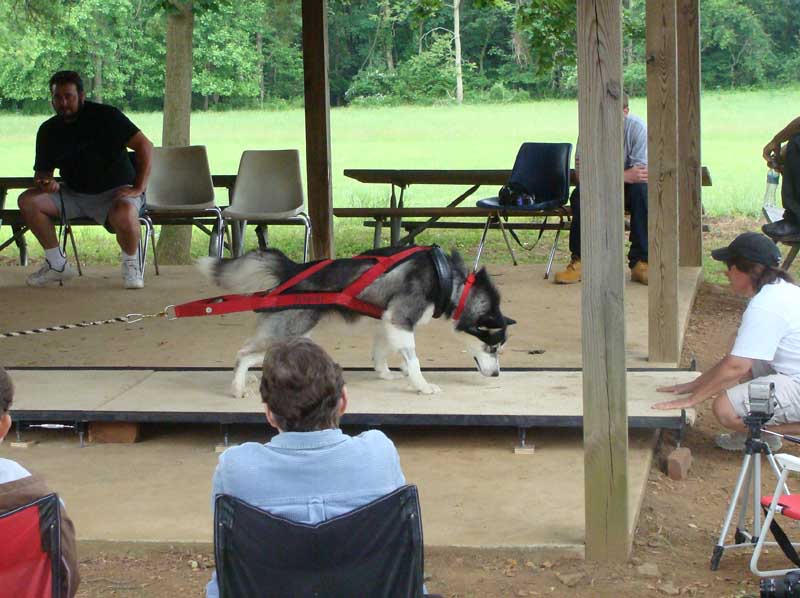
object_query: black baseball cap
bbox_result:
[710,232,781,267]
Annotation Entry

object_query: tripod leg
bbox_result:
[735,460,755,544]
[753,454,762,539]
[712,453,753,570]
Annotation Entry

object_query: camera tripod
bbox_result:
[711,415,788,571]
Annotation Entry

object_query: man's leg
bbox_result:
[107,198,144,290]
[554,186,582,284]
[17,188,77,286]
[625,182,648,268]
[781,135,800,223]
[106,199,141,255]
[17,188,60,251]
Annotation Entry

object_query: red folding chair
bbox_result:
[751,453,800,578]
[0,493,62,598]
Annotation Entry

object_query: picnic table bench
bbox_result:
[335,167,712,276]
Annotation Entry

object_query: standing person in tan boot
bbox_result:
[554,92,650,285]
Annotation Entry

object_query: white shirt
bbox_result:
[732,279,800,377]
[0,457,31,484]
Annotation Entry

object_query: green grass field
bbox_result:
[0,86,798,266]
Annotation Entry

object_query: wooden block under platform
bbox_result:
[9,440,38,449]
[88,422,140,444]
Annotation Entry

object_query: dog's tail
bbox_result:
[197,250,286,293]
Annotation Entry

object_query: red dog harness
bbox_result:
[172,246,473,321]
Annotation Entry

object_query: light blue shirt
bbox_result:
[206,428,405,598]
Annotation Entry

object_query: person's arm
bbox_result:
[624,118,648,183]
[114,131,153,200]
[763,116,800,165]
[653,354,753,410]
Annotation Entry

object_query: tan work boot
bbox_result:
[631,261,649,285]
[554,256,582,284]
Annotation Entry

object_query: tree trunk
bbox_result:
[93,54,103,103]
[158,0,194,265]
[453,0,463,104]
[383,1,394,73]
[511,0,529,66]
[256,31,264,107]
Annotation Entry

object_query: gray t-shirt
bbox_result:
[575,112,649,170]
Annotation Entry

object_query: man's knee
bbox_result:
[17,189,53,216]
[107,200,139,231]
[713,393,743,429]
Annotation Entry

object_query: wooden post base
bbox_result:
[88,422,140,444]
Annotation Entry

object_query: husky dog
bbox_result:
[198,247,515,397]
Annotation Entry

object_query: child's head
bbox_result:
[0,368,13,442]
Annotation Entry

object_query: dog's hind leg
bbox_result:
[232,337,269,398]
[383,322,440,394]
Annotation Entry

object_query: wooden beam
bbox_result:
[301,0,334,259]
[647,0,680,363]
[577,0,629,562]
[677,0,702,267]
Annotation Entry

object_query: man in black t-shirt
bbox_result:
[18,71,153,289]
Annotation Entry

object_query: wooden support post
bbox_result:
[302,0,334,259]
[677,0,702,267]
[647,0,680,363]
[577,0,629,562]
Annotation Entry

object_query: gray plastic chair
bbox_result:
[143,145,224,272]
[224,149,311,261]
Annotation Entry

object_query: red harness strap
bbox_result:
[172,246,429,319]
[452,272,475,321]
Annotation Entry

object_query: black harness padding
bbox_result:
[429,245,453,318]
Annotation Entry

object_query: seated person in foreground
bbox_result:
[654,232,800,451]
[0,367,80,596]
[206,337,407,598]
[762,115,800,240]
[554,92,649,285]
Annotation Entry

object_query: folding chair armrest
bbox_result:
[776,453,800,472]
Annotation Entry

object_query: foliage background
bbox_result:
[0,0,797,111]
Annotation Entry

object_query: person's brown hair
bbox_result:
[0,367,13,415]
[623,92,630,108]
[49,70,84,94]
[727,256,795,292]
[260,338,345,432]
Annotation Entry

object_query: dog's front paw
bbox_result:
[230,381,247,399]
[416,383,441,395]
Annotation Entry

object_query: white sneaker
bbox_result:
[26,260,77,287]
[715,431,783,452]
[122,260,144,289]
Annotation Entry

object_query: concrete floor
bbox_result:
[0,262,702,550]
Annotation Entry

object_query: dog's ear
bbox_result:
[504,316,517,326]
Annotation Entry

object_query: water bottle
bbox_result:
[764,169,780,209]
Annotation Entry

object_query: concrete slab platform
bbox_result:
[2,424,658,549]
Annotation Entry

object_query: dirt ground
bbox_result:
[22,217,800,597]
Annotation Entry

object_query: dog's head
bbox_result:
[452,266,516,377]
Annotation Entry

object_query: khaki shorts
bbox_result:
[726,360,800,424]
[49,185,144,231]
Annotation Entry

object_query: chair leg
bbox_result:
[233,220,247,257]
[63,225,83,276]
[223,222,233,257]
[146,216,160,276]
[474,217,493,271]
[300,213,312,262]
[496,217,518,266]
[751,468,795,577]
[207,208,224,258]
[545,227,562,280]
[255,225,268,251]
[138,218,148,277]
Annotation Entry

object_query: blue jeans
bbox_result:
[568,182,648,269]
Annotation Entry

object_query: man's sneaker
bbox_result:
[715,431,782,452]
[122,260,144,290]
[26,260,77,287]
[554,256,581,284]
[631,261,649,285]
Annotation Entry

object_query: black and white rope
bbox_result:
[0,312,164,339]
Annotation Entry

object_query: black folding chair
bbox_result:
[214,485,437,598]
[476,142,572,276]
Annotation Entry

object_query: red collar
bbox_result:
[452,272,475,321]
